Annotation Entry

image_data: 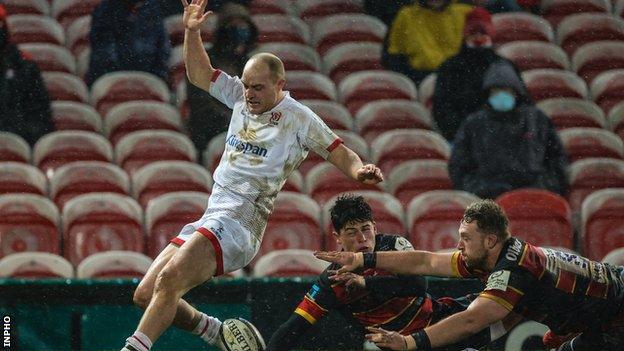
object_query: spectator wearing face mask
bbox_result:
[185,3,258,160]
[448,60,569,199]
[433,7,524,141]
[0,4,53,145]
[86,0,171,86]
[382,0,473,85]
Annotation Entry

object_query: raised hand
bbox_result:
[181,0,212,32]
[329,272,365,293]
[365,327,410,350]
[356,164,384,185]
[313,251,360,274]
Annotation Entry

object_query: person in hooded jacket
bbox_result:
[433,7,525,142]
[185,2,258,161]
[86,0,171,86]
[0,4,53,146]
[448,60,569,199]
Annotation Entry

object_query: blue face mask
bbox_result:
[488,91,516,112]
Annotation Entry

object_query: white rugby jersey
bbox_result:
[205,70,342,245]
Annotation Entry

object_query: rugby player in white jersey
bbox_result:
[120,0,384,350]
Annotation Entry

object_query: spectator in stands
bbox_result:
[466,0,522,13]
[433,7,524,141]
[364,0,414,26]
[448,60,569,199]
[382,0,473,85]
[86,0,171,86]
[186,3,258,160]
[0,5,53,145]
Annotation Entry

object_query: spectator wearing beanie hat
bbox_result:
[433,7,525,141]
[0,4,54,146]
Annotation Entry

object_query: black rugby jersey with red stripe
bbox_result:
[452,237,624,335]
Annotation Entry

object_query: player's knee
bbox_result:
[133,282,152,309]
[154,265,185,297]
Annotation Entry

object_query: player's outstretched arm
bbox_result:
[314,250,456,277]
[181,0,215,92]
[326,144,383,184]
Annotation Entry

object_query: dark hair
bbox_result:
[330,194,374,232]
[462,199,509,240]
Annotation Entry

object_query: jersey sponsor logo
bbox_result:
[269,111,282,126]
[394,237,414,251]
[486,270,511,291]
[542,248,607,284]
[505,238,523,261]
[226,134,268,157]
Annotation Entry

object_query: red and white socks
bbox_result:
[123,331,152,351]
[192,313,222,346]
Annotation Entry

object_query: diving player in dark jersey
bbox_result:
[316,199,624,351]
[266,194,510,351]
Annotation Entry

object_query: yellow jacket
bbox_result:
[387,3,473,71]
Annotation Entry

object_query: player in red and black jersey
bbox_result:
[316,199,624,351]
[266,195,509,351]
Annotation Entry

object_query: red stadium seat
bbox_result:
[90,71,171,117]
[321,191,406,251]
[0,252,72,279]
[371,129,450,174]
[0,162,47,196]
[62,193,143,265]
[3,0,50,16]
[310,14,386,55]
[568,158,624,212]
[572,41,624,84]
[355,100,432,143]
[556,13,624,56]
[602,247,624,265]
[0,132,30,163]
[387,160,453,207]
[609,101,624,141]
[590,69,624,114]
[284,170,304,193]
[286,71,337,101]
[522,69,588,101]
[7,14,64,45]
[541,0,611,27]
[537,98,607,130]
[145,191,209,258]
[339,70,417,115]
[295,0,364,22]
[175,79,189,119]
[322,42,383,84]
[115,130,196,175]
[254,43,321,72]
[51,101,102,132]
[65,15,90,56]
[33,131,113,176]
[49,161,130,210]
[306,162,382,204]
[559,127,624,161]
[42,72,88,103]
[131,161,212,208]
[103,101,183,145]
[492,13,554,44]
[76,251,152,279]
[297,130,368,176]
[301,99,353,131]
[252,14,310,44]
[257,192,322,258]
[407,190,480,251]
[581,188,624,260]
[164,14,216,47]
[0,194,60,258]
[418,73,436,110]
[497,41,571,71]
[18,43,75,73]
[252,249,329,277]
[51,0,102,29]
[496,189,573,249]
[250,0,294,15]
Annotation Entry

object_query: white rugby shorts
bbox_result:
[171,214,258,275]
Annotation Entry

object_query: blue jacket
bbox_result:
[87,0,170,86]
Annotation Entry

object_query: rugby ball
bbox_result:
[219,318,266,351]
